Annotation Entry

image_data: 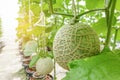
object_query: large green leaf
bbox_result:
[30,0,40,3]
[43,4,49,11]
[30,26,45,37]
[23,40,38,56]
[85,0,104,10]
[45,26,53,33]
[92,16,116,36]
[52,0,56,4]
[64,0,70,5]
[29,55,40,68]
[30,3,40,16]
[112,49,120,56]
[92,18,107,36]
[53,0,63,9]
[116,0,120,11]
[62,52,120,80]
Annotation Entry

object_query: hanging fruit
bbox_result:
[36,57,54,75]
[53,23,100,70]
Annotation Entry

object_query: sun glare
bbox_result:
[0,0,19,43]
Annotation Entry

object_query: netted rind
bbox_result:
[53,23,100,70]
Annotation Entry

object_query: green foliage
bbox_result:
[101,46,111,52]
[92,18,107,36]
[62,52,120,80]
[116,0,120,10]
[29,55,40,68]
[45,26,53,33]
[30,3,40,16]
[85,0,104,10]
[23,40,38,56]
[29,26,45,37]
[17,0,120,79]
[112,49,120,56]
[92,16,117,36]
[17,0,120,55]
[30,0,40,3]
[53,0,63,9]
[117,30,120,40]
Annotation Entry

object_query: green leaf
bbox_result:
[101,46,111,52]
[117,30,120,40]
[53,0,63,9]
[44,0,56,4]
[116,0,120,10]
[23,40,38,56]
[62,52,120,80]
[30,26,45,37]
[43,4,49,11]
[112,49,120,56]
[92,18,107,36]
[29,55,40,68]
[92,16,116,36]
[45,27,53,33]
[30,0,40,3]
[64,0,70,5]
[30,3,40,16]
[52,0,56,4]
[47,51,54,59]
[85,0,104,10]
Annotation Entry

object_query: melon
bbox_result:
[36,57,54,75]
[53,23,100,70]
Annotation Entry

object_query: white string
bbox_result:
[28,0,34,27]
[72,0,77,17]
[28,0,31,25]
[34,11,46,27]
[34,0,46,27]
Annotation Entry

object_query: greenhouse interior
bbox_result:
[0,0,120,80]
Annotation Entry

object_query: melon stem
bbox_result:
[104,0,116,49]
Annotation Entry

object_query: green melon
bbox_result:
[36,57,54,75]
[53,23,100,70]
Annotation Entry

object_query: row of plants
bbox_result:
[18,45,53,80]
[16,0,55,79]
[16,0,120,80]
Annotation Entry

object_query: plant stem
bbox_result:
[53,8,105,18]
[76,8,106,18]
[105,0,117,48]
[53,12,74,17]
[43,32,47,57]
[113,28,118,49]
[105,8,109,28]
[105,0,111,28]
[72,0,77,17]
[108,0,113,9]
[61,17,65,26]
[37,35,40,54]
[77,0,80,14]
[54,57,57,80]
[49,0,54,14]
[49,0,105,18]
